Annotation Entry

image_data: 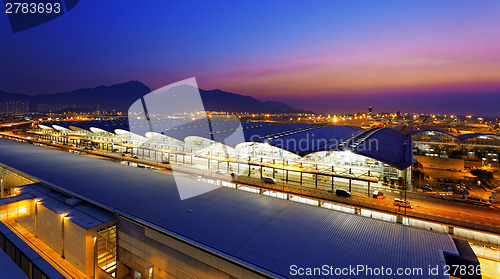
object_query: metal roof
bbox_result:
[44,120,413,170]
[411,130,500,142]
[0,250,29,279]
[0,221,65,279]
[410,130,460,140]
[16,183,116,230]
[0,139,456,278]
[0,193,34,206]
[456,133,500,141]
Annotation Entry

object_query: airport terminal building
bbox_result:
[412,130,500,163]
[0,138,477,279]
[31,119,414,195]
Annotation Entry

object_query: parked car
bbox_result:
[393,198,413,209]
[215,170,225,175]
[465,196,491,206]
[452,186,466,195]
[262,176,276,184]
[422,185,432,192]
[372,190,384,199]
[336,189,351,197]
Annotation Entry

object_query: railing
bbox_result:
[199,175,500,249]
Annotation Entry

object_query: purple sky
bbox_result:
[1,0,500,115]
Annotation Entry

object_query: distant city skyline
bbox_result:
[1,0,500,115]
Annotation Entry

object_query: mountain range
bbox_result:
[0,81,307,114]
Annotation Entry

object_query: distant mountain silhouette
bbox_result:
[0,81,308,113]
[30,81,151,112]
[0,90,27,101]
[198,88,306,113]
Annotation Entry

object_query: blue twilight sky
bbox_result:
[1,0,500,115]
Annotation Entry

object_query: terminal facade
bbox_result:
[0,137,476,279]
[31,120,414,195]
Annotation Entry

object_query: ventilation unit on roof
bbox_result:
[65,198,83,207]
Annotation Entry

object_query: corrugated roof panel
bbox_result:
[267,125,361,154]
[349,128,413,170]
[17,183,115,229]
[0,138,456,278]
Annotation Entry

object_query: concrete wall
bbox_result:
[16,201,35,232]
[16,202,97,276]
[0,166,37,191]
[64,218,87,273]
[16,199,118,278]
[97,267,116,279]
[117,217,267,279]
[37,204,63,254]
[416,156,465,171]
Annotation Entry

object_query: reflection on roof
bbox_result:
[44,120,413,169]
[18,183,116,230]
[0,139,456,278]
[412,130,500,142]
[456,133,500,141]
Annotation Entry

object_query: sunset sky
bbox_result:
[1,0,500,115]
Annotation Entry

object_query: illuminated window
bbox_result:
[97,225,117,277]
[0,200,30,221]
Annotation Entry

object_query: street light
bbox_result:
[1,178,5,199]
[92,234,97,279]
[147,264,154,279]
[60,213,68,258]
[282,155,285,192]
[34,199,41,230]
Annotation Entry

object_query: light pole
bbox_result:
[92,234,97,279]
[404,170,408,216]
[34,199,40,231]
[404,183,407,216]
[0,178,4,199]
[147,265,154,279]
[260,158,263,178]
[282,155,285,192]
[60,213,67,258]
[248,156,251,176]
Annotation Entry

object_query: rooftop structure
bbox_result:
[0,138,461,278]
[39,120,413,170]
